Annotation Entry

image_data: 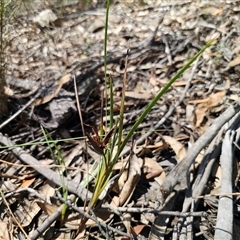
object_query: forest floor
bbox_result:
[1,0,240,239]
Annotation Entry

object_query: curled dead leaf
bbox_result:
[119,154,141,206]
[144,157,165,185]
[162,135,187,162]
[190,91,225,128]
[228,56,240,67]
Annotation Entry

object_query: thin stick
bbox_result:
[57,196,131,238]
[73,75,86,143]
[0,190,30,240]
[0,87,43,130]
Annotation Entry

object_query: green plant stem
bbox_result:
[88,5,215,212]
[88,0,112,209]
[114,39,215,162]
[104,0,110,77]
[40,126,68,223]
[117,51,128,151]
[90,155,107,206]
[104,0,111,124]
[0,0,8,117]
[109,75,114,129]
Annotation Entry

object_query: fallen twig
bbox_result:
[160,99,240,198]
[102,205,208,217]
[215,130,235,240]
[0,133,92,201]
[30,195,76,240]
[56,196,132,238]
[0,88,43,130]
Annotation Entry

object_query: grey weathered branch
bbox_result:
[214,130,235,240]
[160,98,240,198]
[150,99,240,239]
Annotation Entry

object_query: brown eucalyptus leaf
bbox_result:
[18,177,36,189]
[162,135,187,162]
[119,154,141,206]
[0,221,11,240]
[190,91,225,128]
[144,157,165,185]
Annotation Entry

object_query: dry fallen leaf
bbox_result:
[33,9,57,27]
[37,201,114,230]
[144,157,165,185]
[36,201,58,216]
[132,224,147,236]
[110,195,120,208]
[211,8,224,16]
[125,91,152,99]
[18,177,35,189]
[162,135,187,162]
[228,56,240,67]
[112,100,134,113]
[33,74,71,106]
[190,91,225,128]
[122,212,132,235]
[66,209,114,229]
[39,182,56,202]
[20,201,41,227]
[0,221,11,240]
[119,154,141,206]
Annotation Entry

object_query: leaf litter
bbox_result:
[1,0,240,239]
